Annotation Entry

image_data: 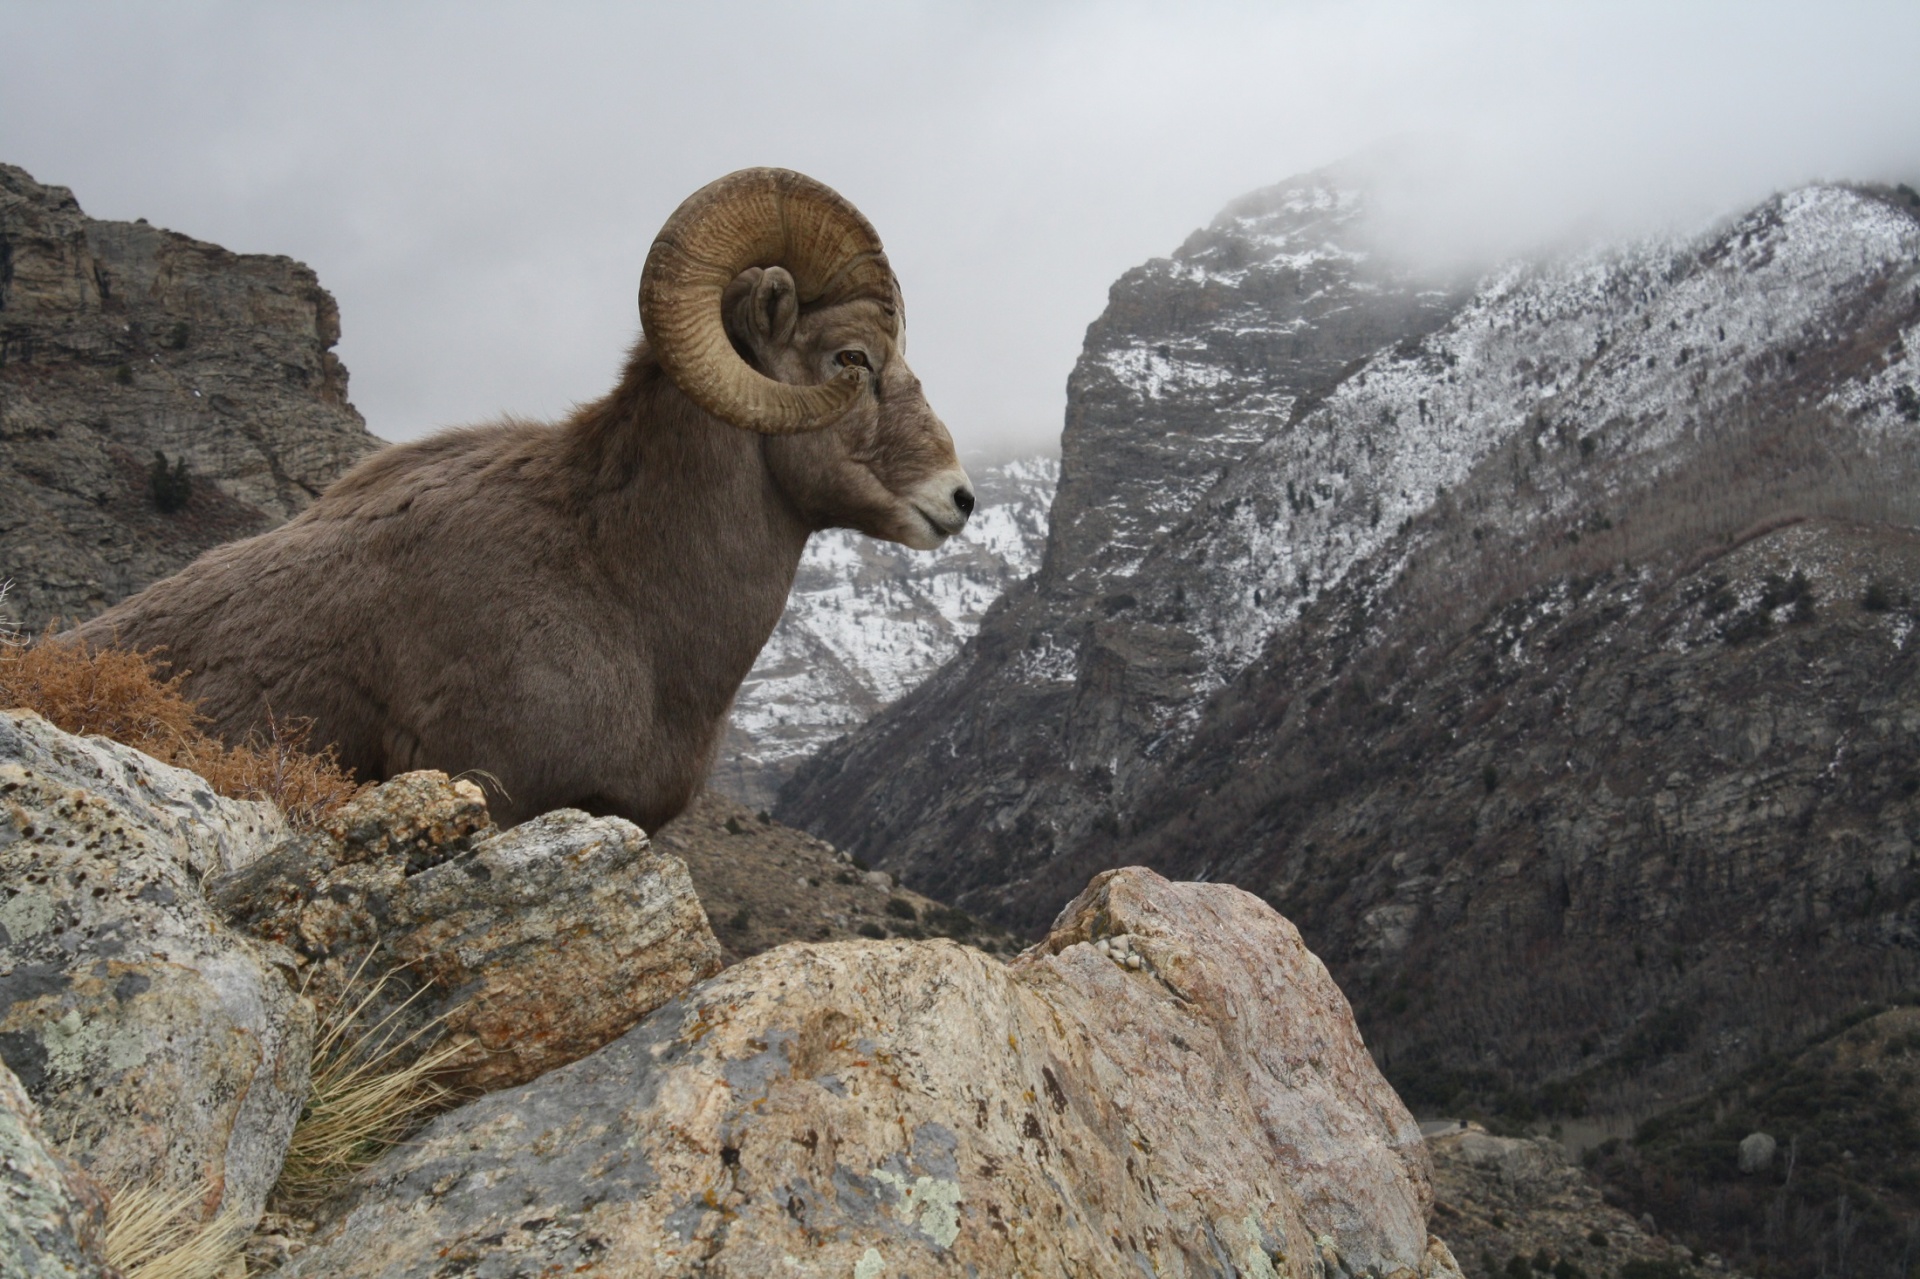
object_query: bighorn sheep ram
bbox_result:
[80,168,973,829]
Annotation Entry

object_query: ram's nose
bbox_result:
[953,485,976,519]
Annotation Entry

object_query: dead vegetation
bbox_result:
[101,1178,247,1279]
[0,624,362,827]
[272,961,468,1215]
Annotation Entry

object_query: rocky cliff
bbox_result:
[780,178,1920,1129]
[711,454,1057,809]
[0,163,380,634]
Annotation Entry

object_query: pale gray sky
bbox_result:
[5,1,1918,460]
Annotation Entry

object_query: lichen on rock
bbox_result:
[0,709,311,1233]
[0,1056,115,1278]
[211,770,725,1094]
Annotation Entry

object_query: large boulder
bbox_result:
[283,867,1458,1279]
[211,771,726,1093]
[0,709,309,1229]
[0,1056,114,1279]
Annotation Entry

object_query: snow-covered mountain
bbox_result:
[780,161,1473,870]
[779,170,1920,1165]
[787,174,1920,909]
[708,454,1057,808]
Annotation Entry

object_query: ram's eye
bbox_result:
[835,350,870,370]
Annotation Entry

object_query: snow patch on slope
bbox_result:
[1150,185,1920,698]
[723,456,1058,778]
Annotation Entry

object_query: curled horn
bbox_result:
[639,168,897,435]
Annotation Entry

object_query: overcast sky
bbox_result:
[5,1,1918,461]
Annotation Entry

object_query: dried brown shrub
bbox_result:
[0,632,362,826]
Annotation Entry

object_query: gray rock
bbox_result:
[211,770,724,1094]
[0,707,290,878]
[281,868,1459,1279]
[0,1056,112,1278]
[1738,1131,1777,1174]
[0,709,311,1230]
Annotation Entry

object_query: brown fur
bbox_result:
[79,276,970,830]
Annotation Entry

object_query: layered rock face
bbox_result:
[712,454,1057,809]
[0,163,380,634]
[281,868,1456,1279]
[781,181,1920,1115]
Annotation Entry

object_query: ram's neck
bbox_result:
[563,344,809,710]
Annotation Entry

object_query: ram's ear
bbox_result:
[723,265,799,365]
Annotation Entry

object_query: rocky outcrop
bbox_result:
[0,1057,113,1279]
[1426,1126,1706,1279]
[0,709,311,1229]
[713,454,1058,809]
[3,704,1480,1276]
[0,162,381,635]
[280,868,1458,1279]
[653,788,1027,964]
[211,771,726,1094]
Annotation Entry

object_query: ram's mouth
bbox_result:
[913,505,964,540]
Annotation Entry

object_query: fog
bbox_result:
[5,1,1918,460]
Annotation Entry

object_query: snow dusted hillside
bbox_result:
[708,454,1057,807]
[1133,183,1920,714]
[1043,169,1466,598]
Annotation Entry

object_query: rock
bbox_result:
[0,708,291,878]
[281,867,1457,1279]
[1425,1125,1712,1279]
[1737,1131,1776,1174]
[0,710,312,1229]
[211,771,725,1093]
[647,789,1026,965]
[0,163,382,636]
[0,1056,114,1278]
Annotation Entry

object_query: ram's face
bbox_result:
[724,270,972,550]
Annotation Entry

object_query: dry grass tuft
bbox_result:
[0,630,362,827]
[272,962,468,1213]
[102,1179,247,1279]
